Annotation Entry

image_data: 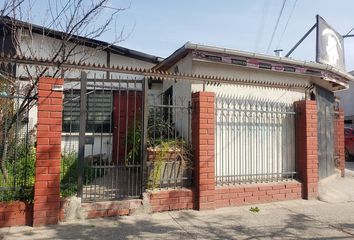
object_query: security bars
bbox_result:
[215,95,296,186]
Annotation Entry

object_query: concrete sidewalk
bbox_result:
[1,199,354,240]
[318,162,354,203]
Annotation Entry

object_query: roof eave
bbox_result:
[0,16,162,64]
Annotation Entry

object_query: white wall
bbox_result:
[190,61,305,182]
[161,52,308,182]
[161,54,192,142]
[16,32,156,79]
[15,32,160,158]
[61,134,112,159]
[336,81,354,118]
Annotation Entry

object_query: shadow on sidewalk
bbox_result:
[2,209,354,239]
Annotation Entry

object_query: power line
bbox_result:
[276,0,298,49]
[266,0,287,53]
[254,1,270,53]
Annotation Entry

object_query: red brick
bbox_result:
[50,125,62,132]
[272,193,286,200]
[37,117,62,125]
[37,145,61,153]
[295,100,318,200]
[50,98,63,105]
[35,160,61,167]
[236,192,252,198]
[229,198,244,206]
[229,187,245,193]
[179,197,193,203]
[258,186,273,191]
[244,196,259,203]
[50,112,62,118]
[252,191,266,196]
[285,193,300,199]
[272,184,286,190]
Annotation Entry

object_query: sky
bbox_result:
[27,0,354,71]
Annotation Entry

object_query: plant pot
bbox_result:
[147,147,181,162]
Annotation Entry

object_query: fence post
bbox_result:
[141,77,148,195]
[77,72,87,198]
[334,109,345,177]
[33,77,63,226]
[294,100,318,200]
[192,92,215,210]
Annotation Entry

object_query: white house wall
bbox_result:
[162,54,192,142]
[61,134,112,159]
[189,60,305,183]
[161,52,308,183]
[15,32,161,157]
[16,32,156,79]
[336,81,354,122]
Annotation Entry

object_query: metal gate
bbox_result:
[0,82,35,201]
[61,72,145,202]
[316,87,335,179]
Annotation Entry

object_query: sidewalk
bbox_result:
[318,161,354,203]
[1,199,354,240]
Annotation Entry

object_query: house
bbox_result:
[154,42,353,181]
[0,16,164,159]
[335,70,354,127]
[1,18,353,227]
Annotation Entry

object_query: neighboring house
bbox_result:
[154,42,353,180]
[335,70,354,127]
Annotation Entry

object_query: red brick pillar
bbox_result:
[33,77,63,226]
[334,109,345,177]
[192,92,215,210]
[294,100,318,200]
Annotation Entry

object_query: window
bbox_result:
[62,90,113,133]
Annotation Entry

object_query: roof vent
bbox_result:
[274,49,283,57]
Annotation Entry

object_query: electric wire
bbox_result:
[276,0,298,49]
[266,0,287,53]
[254,1,270,53]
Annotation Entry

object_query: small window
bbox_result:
[231,59,247,66]
[259,62,272,70]
[63,90,113,133]
[283,66,296,72]
[205,55,222,62]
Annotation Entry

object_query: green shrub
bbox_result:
[60,152,106,198]
[60,152,78,198]
[0,144,36,202]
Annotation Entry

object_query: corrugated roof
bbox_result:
[0,16,162,64]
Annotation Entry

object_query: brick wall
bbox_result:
[334,109,345,177]
[294,100,318,199]
[215,182,302,208]
[149,189,194,212]
[33,77,63,226]
[192,92,215,210]
[0,201,33,227]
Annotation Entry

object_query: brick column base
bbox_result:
[192,92,215,210]
[294,100,318,200]
[33,77,63,226]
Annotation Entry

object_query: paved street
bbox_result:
[1,199,354,240]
